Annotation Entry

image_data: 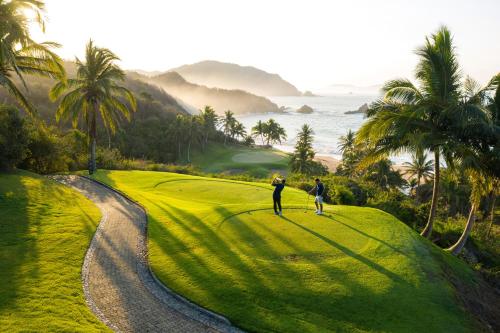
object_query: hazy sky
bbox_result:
[31,0,500,91]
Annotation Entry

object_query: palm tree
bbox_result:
[355,26,490,238]
[264,119,287,145]
[221,110,235,146]
[447,73,500,253]
[199,105,218,151]
[169,114,186,160]
[338,129,356,157]
[50,40,136,174]
[403,150,434,202]
[231,121,246,141]
[0,0,65,116]
[290,124,315,174]
[447,157,497,255]
[186,115,202,163]
[251,120,267,145]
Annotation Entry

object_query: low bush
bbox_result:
[330,185,356,205]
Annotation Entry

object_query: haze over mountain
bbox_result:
[315,84,383,96]
[170,60,302,97]
[144,71,280,115]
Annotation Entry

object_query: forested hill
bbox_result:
[0,61,189,126]
[170,60,302,96]
[144,71,281,115]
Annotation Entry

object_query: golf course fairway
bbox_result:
[0,171,109,332]
[92,170,478,333]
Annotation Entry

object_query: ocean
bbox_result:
[238,94,383,160]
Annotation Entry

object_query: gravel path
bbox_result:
[53,175,243,333]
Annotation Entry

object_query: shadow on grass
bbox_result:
[90,172,473,332]
[0,172,39,312]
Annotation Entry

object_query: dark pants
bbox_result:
[273,195,282,213]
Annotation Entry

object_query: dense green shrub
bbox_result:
[367,190,428,228]
[0,105,29,170]
[330,185,356,205]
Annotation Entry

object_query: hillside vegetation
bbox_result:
[0,62,188,126]
[146,71,281,115]
[91,170,480,333]
[0,171,108,332]
[171,60,302,96]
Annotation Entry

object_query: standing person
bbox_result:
[308,178,324,215]
[272,177,286,216]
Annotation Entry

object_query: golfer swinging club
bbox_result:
[308,178,324,215]
[271,177,285,216]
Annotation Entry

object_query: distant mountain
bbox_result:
[316,84,383,96]
[128,69,164,77]
[145,71,281,115]
[170,60,302,97]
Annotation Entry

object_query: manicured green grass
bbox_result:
[189,143,290,177]
[92,170,478,333]
[0,171,109,332]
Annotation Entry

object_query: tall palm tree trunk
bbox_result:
[486,192,496,238]
[415,176,421,204]
[89,105,98,175]
[105,125,111,149]
[447,203,476,255]
[178,140,181,161]
[421,150,440,238]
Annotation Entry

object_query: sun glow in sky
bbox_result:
[31,0,500,91]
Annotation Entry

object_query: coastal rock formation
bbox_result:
[345,103,369,115]
[297,105,314,114]
[302,90,318,97]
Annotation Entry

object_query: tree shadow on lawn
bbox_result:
[148,201,421,332]
[281,216,406,284]
[213,210,470,332]
[319,212,411,257]
[148,202,331,331]
[0,173,39,313]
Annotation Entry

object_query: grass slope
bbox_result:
[188,143,289,177]
[0,171,108,332]
[92,170,478,333]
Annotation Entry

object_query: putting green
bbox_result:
[92,170,477,333]
[189,143,290,177]
[231,151,287,164]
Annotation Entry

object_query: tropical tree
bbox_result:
[338,129,356,156]
[447,73,500,253]
[403,150,434,202]
[169,114,186,160]
[290,124,315,174]
[355,26,490,238]
[337,129,362,177]
[221,110,235,145]
[447,158,497,255]
[264,118,287,145]
[199,105,218,151]
[364,159,405,190]
[50,40,136,174]
[251,120,267,145]
[185,115,202,163]
[231,121,246,141]
[0,0,65,116]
